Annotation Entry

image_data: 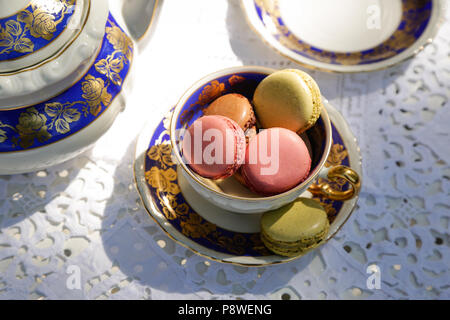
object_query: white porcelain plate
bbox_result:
[241,0,447,72]
[134,100,362,266]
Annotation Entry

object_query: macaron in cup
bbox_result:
[182,115,246,180]
[203,93,256,131]
[253,69,323,133]
[170,66,361,214]
[241,127,312,196]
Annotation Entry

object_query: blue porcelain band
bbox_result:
[254,0,432,66]
[0,14,134,152]
[0,0,77,61]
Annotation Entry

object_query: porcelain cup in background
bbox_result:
[241,0,447,72]
[170,66,361,214]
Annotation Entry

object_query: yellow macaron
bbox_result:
[253,69,323,133]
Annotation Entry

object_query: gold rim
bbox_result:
[169,66,333,202]
[134,95,362,267]
[240,0,447,74]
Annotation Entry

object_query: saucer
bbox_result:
[134,101,362,266]
[241,0,446,72]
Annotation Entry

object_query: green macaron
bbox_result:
[260,198,330,257]
[253,69,323,133]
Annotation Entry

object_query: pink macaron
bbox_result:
[241,128,311,196]
[182,115,246,180]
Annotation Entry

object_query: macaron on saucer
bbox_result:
[241,0,447,72]
[261,198,330,257]
[134,98,362,266]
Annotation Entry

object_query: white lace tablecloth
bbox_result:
[0,0,448,300]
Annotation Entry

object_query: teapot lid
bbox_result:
[0,0,85,73]
[0,0,109,109]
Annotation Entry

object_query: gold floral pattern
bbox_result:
[323,142,349,187]
[180,79,228,125]
[145,141,271,256]
[0,20,34,54]
[175,203,190,216]
[95,55,124,86]
[19,9,56,40]
[0,0,75,56]
[197,80,225,106]
[0,128,7,143]
[105,24,133,61]
[0,16,133,151]
[161,194,178,220]
[81,75,112,116]
[147,143,174,169]
[326,143,348,168]
[228,75,245,86]
[145,167,180,195]
[179,75,249,127]
[92,20,133,93]
[180,214,216,239]
[93,21,134,86]
[16,107,51,149]
[216,234,251,255]
[45,102,81,134]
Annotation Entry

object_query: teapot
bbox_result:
[0,0,160,174]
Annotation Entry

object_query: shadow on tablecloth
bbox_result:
[99,137,320,298]
[0,150,92,229]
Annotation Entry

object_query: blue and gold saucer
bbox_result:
[134,101,362,266]
[241,0,446,72]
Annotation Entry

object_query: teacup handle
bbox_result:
[308,165,361,201]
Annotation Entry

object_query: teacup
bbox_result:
[170,66,360,214]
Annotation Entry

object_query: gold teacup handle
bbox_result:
[308,165,361,201]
